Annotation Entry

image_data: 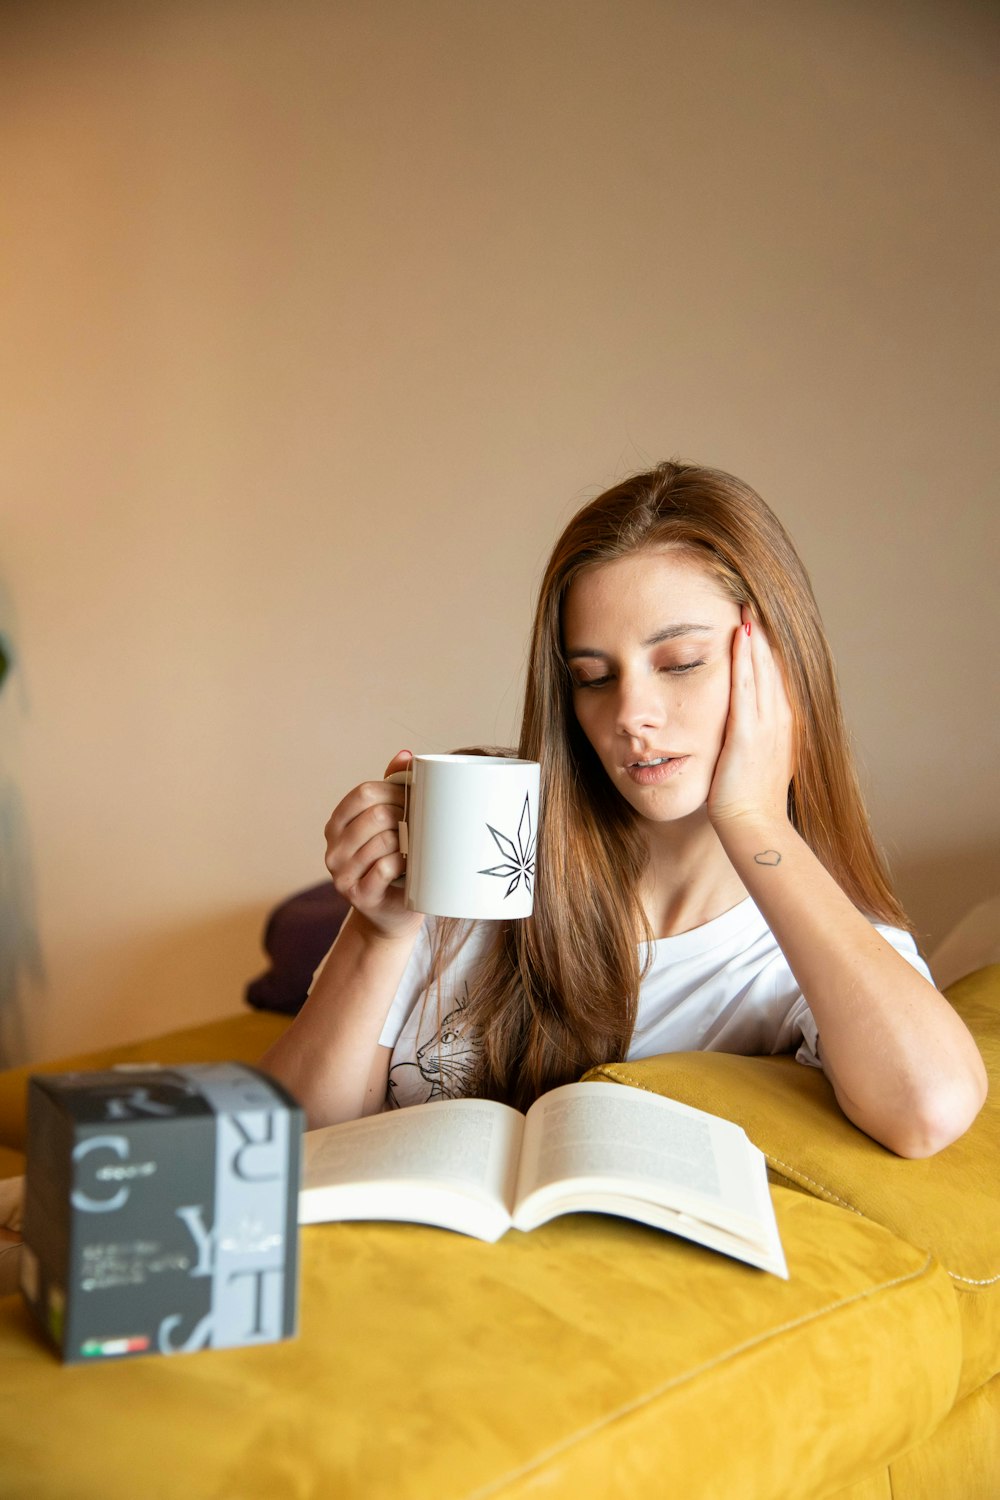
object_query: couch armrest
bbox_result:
[584,964,1000,1399]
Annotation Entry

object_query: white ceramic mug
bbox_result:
[387,754,540,920]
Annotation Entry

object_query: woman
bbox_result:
[262,462,986,1155]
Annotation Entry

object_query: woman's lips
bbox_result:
[624,755,691,786]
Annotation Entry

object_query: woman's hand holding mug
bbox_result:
[324,750,426,942]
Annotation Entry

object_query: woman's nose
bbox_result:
[615,674,665,738]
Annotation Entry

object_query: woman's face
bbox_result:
[562,548,743,825]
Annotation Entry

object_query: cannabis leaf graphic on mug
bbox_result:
[478,794,536,898]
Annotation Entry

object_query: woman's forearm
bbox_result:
[259,909,421,1128]
[716,815,988,1157]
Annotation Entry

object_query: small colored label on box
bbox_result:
[81,1335,151,1358]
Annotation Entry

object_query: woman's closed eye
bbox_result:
[570,659,705,689]
[660,659,704,675]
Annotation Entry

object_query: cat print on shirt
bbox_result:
[386,988,476,1108]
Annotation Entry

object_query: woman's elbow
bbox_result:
[885,1065,988,1160]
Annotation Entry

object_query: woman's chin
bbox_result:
[621,784,713,829]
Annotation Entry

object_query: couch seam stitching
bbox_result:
[590,1069,1000,1289]
[764,1157,1000,1287]
[460,1253,944,1500]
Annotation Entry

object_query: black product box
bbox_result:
[20,1062,303,1363]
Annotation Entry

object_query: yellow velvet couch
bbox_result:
[0,965,996,1500]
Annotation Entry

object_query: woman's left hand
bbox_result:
[707,606,796,831]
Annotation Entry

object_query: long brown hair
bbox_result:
[447,461,908,1110]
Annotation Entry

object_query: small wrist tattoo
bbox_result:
[754,849,782,867]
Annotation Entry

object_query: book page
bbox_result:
[515,1082,763,1227]
[300,1098,524,1236]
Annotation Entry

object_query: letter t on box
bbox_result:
[19,1063,303,1363]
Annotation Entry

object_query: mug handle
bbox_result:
[385,768,413,875]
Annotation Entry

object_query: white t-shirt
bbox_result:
[376,898,933,1111]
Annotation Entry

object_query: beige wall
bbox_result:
[1,0,998,1064]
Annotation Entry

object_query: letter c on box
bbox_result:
[71,1135,130,1213]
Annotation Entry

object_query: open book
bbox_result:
[300,1081,788,1277]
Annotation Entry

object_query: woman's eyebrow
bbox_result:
[564,623,715,660]
[643,623,715,646]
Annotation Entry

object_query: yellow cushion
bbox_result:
[0,1011,292,1154]
[585,964,1000,1401]
[888,1372,1000,1500]
[0,1190,959,1499]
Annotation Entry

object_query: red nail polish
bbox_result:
[744,620,752,636]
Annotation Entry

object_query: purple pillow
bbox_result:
[245,882,351,1015]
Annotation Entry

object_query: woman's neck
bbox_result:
[637,811,749,939]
